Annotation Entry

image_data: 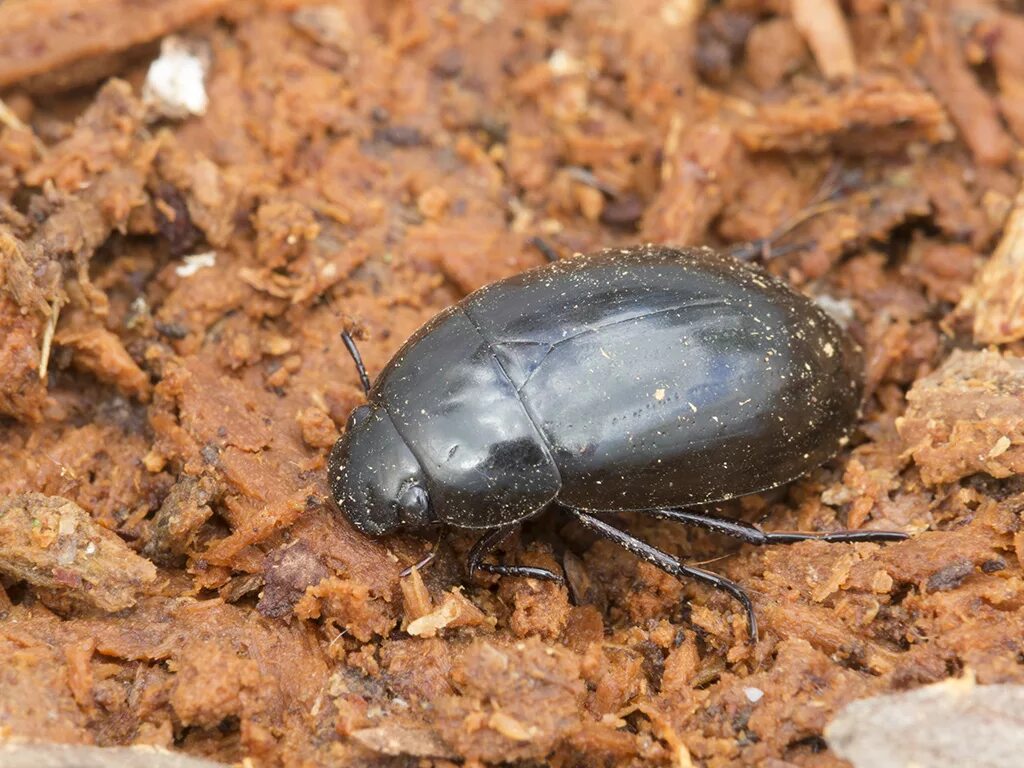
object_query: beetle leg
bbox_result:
[641,507,909,546]
[467,525,564,583]
[567,508,758,643]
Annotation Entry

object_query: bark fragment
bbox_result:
[897,350,1024,484]
[0,0,230,91]
[958,183,1024,344]
[0,494,156,611]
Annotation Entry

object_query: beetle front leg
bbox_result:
[467,525,564,583]
[565,507,758,643]
[642,507,908,546]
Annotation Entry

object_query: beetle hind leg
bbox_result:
[641,507,909,546]
[565,507,758,643]
[467,525,564,583]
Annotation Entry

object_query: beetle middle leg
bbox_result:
[565,507,759,642]
[641,507,909,546]
[467,525,564,583]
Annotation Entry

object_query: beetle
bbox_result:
[328,244,906,640]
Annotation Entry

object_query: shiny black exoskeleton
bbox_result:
[328,244,906,640]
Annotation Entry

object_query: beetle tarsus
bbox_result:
[468,525,564,583]
[566,507,758,643]
[640,507,910,546]
[474,562,565,582]
[816,529,908,543]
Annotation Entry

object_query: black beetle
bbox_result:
[328,244,906,640]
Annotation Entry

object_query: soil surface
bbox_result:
[2,1,1024,766]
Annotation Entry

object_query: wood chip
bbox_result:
[399,566,434,629]
[791,0,856,80]
[0,0,230,90]
[897,350,1024,484]
[958,182,1024,344]
[918,11,1015,166]
[0,494,156,612]
[737,76,950,154]
[406,588,494,637]
[351,725,456,759]
[0,743,228,768]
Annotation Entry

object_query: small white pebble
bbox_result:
[814,294,856,328]
[986,435,1012,459]
[143,36,210,119]
[175,251,216,277]
[548,48,583,76]
[660,0,700,27]
[744,687,764,703]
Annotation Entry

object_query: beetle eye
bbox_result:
[397,482,431,527]
[346,404,371,432]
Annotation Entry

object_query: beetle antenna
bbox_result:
[728,162,851,263]
[399,526,445,577]
[529,236,560,263]
[340,330,373,396]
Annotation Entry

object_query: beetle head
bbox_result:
[328,404,434,536]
